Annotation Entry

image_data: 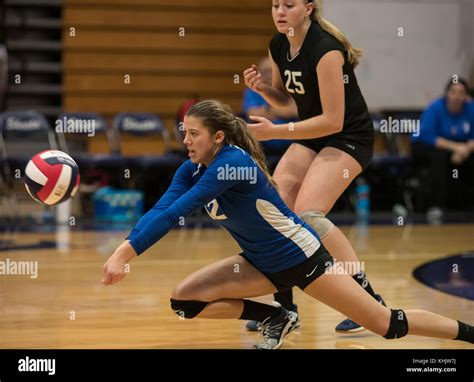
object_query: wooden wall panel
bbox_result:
[63,53,259,73]
[65,74,245,93]
[62,0,275,152]
[64,8,271,31]
[66,0,267,8]
[63,31,272,52]
[64,96,243,116]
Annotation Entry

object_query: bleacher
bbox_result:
[4,0,62,118]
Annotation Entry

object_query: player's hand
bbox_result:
[244,65,268,94]
[102,253,127,286]
[453,143,471,161]
[247,115,275,141]
[102,241,136,286]
[451,151,465,165]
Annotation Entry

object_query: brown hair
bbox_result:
[186,99,277,188]
[307,0,363,67]
[444,77,471,96]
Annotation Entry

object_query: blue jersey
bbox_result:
[242,88,294,153]
[242,88,289,125]
[128,145,321,273]
[412,98,474,146]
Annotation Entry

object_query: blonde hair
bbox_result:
[186,99,277,188]
[307,0,363,67]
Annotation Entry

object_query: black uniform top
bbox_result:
[269,20,372,139]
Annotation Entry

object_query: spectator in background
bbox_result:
[242,57,298,157]
[412,78,474,222]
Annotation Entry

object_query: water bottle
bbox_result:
[355,178,370,224]
[392,203,408,226]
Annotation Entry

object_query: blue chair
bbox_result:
[56,112,126,169]
[113,112,184,171]
[0,111,57,225]
[0,110,57,171]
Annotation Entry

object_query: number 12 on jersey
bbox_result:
[284,70,305,94]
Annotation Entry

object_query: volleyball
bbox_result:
[24,150,80,206]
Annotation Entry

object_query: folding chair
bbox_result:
[113,112,183,171]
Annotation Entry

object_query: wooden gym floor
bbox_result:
[0,224,472,349]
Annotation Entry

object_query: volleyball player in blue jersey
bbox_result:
[102,100,473,350]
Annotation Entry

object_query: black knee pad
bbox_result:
[384,309,409,339]
[170,298,208,319]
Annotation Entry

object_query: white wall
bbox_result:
[325,0,474,110]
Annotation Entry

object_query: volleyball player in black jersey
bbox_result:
[244,0,384,333]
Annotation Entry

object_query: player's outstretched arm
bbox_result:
[102,240,137,286]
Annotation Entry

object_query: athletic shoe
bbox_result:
[255,308,299,350]
[246,303,299,332]
[335,294,386,334]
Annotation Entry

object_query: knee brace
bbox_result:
[300,211,335,239]
[384,309,409,339]
[170,298,208,319]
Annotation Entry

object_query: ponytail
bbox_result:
[309,0,363,67]
[231,117,277,189]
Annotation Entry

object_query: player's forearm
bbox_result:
[435,137,462,152]
[468,140,474,152]
[128,209,176,255]
[271,114,342,140]
[127,205,166,241]
[114,240,138,262]
[259,85,293,109]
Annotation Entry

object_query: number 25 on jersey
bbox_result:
[284,70,305,95]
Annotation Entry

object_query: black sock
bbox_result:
[273,289,294,310]
[454,321,474,343]
[239,299,281,322]
[352,271,377,299]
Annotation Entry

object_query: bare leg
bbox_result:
[171,255,277,319]
[294,147,363,269]
[272,143,316,210]
[404,310,458,339]
[267,143,316,308]
[303,262,460,340]
[320,228,360,272]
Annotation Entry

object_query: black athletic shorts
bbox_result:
[294,126,374,170]
[239,245,335,291]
